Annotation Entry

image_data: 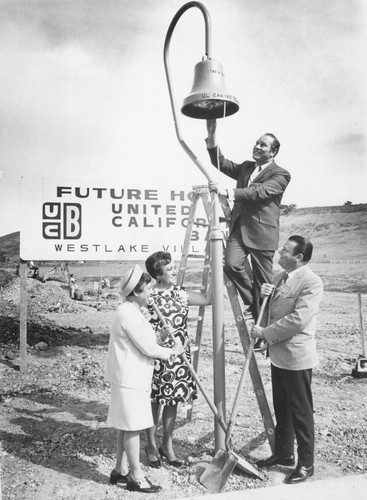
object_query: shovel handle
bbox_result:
[225,295,269,445]
[358,293,366,357]
[151,301,228,433]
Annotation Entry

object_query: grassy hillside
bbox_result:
[1,204,367,265]
[279,204,367,261]
[0,232,20,265]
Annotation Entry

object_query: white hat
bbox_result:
[120,264,143,298]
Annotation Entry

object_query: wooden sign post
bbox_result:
[19,260,28,373]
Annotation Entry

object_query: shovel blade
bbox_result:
[200,449,238,493]
[231,451,263,479]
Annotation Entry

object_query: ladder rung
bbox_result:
[192,185,209,193]
[188,316,202,323]
[193,221,210,228]
[180,403,193,412]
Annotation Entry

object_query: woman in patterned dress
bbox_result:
[144,251,212,467]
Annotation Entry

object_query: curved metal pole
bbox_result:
[163,1,226,451]
[163,1,212,181]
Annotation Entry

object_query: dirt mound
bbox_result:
[1,272,367,499]
[0,276,106,355]
[1,276,85,316]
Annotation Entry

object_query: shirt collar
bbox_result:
[287,265,306,281]
[255,160,273,171]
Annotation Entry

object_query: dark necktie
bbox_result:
[248,165,262,185]
[274,272,288,299]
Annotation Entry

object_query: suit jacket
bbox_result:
[263,265,323,371]
[207,146,291,251]
[105,301,172,390]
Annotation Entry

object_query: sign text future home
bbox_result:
[20,178,209,260]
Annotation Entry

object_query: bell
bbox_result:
[181,58,239,119]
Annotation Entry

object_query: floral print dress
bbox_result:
[148,285,198,406]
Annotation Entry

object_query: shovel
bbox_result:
[352,292,367,378]
[150,302,261,483]
[199,296,268,493]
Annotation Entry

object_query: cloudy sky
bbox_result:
[0,0,366,237]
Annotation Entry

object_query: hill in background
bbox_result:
[278,204,367,261]
[0,231,21,266]
[1,204,366,266]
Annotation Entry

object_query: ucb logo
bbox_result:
[42,203,82,239]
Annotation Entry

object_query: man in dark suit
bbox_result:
[206,119,291,350]
[250,235,323,484]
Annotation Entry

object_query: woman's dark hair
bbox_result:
[288,235,313,262]
[145,251,172,279]
[127,272,151,297]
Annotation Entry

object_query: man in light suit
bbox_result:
[206,119,291,350]
[250,235,323,484]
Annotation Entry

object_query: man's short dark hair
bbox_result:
[265,133,280,157]
[288,235,313,262]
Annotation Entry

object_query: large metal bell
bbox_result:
[181,58,239,119]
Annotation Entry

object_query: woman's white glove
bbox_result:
[169,341,184,362]
[172,337,184,357]
[163,325,184,360]
[160,324,172,343]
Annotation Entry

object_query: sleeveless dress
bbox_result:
[148,285,198,406]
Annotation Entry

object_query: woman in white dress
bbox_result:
[105,264,182,493]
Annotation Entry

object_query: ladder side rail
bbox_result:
[200,190,214,229]
[177,192,200,286]
[187,238,211,420]
[192,242,211,368]
[176,187,209,419]
[186,189,214,419]
[189,190,215,386]
[224,276,275,452]
[220,195,275,449]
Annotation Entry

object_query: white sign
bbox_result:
[20,178,210,260]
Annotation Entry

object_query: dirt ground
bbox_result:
[1,267,367,500]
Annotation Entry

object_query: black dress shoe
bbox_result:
[145,448,161,468]
[146,457,161,468]
[254,339,267,352]
[285,464,314,484]
[126,475,162,493]
[256,453,295,468]
[158,446,183,467]
[109,469,128,485]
